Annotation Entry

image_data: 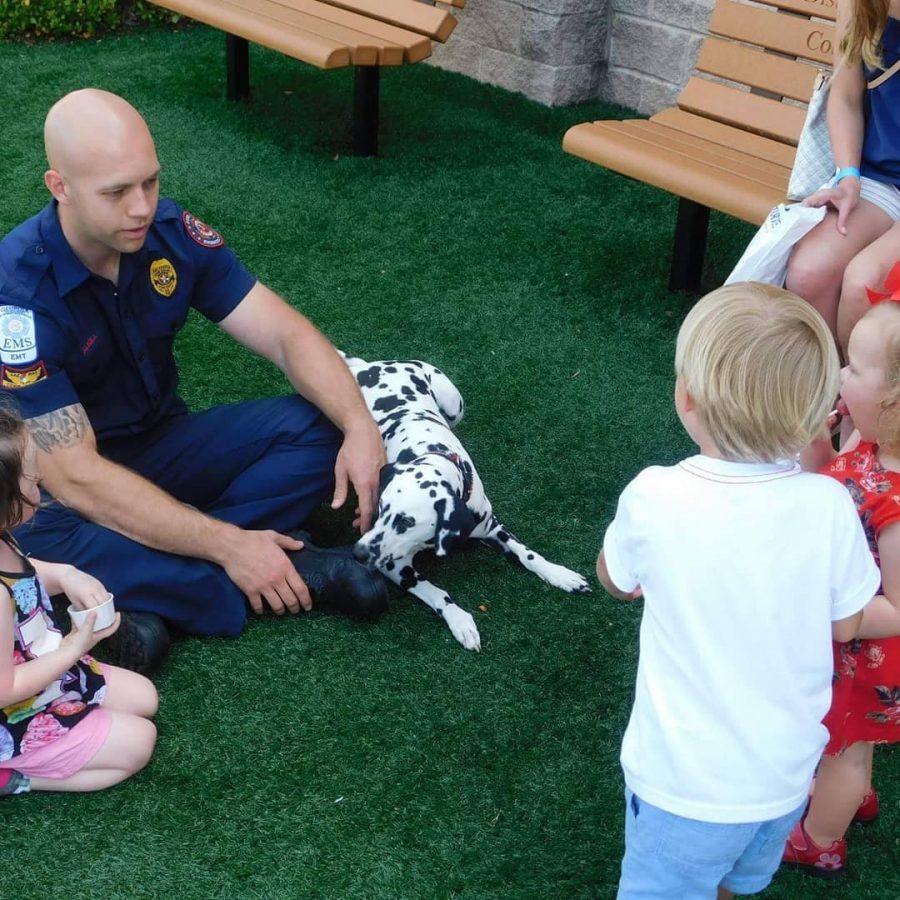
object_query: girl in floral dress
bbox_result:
[786,293,900,874]
[0,405,157,794]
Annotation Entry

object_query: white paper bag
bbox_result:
[725,204,826,287]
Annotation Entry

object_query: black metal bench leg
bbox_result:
[226,35,250,101]
[353,66,380,157]
[668,199,710,293]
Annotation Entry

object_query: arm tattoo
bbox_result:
[27,405,89,453]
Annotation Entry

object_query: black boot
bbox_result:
[286,531,389,621]
[102,611,170,677]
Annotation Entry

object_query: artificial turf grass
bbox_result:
[2,24,898,900]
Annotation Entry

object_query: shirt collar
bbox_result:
[679,454,799,482]
[38,201,162,296]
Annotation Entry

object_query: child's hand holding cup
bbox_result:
[68,592,117,632]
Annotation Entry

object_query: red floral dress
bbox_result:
[822,442,900,753]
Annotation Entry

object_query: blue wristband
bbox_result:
[832,166,861,187]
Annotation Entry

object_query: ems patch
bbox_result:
[1,361,47,389]
[182,211,224,248]
[150,258,178,297]
[0,306,38,365]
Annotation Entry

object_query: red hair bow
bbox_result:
[867,261,900,305]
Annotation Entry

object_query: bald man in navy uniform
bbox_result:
[0,89,388,674]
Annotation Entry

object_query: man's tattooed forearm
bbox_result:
[27,406,88,452]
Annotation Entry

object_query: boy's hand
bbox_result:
[60,567,109,610]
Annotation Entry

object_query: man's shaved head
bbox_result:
[43,89,162,270]
[45,89,155,178]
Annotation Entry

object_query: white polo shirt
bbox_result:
[604,455,879,824]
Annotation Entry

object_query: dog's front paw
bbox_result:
[540,563,592,594]
[443,605,481,652]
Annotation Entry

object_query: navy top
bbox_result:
[0,199,256,442]
[862,16,900,186]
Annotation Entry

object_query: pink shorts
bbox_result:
[0,664,113,780]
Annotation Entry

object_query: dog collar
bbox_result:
[432,450,473,503]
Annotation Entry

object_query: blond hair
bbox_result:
[860,302,900,453]
[675,283,839,463]
[840,0,889,70]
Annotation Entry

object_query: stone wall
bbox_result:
[428,0,609,107]
[428,0,716,114]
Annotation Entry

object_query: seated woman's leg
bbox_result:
[838,220,900,351]
[785,201,892,337]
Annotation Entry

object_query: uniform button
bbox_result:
[34,245,45,255]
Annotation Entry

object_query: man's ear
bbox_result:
[44,169,69,205]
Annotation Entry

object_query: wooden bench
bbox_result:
[562,0,837,291]
[148,0,465,156]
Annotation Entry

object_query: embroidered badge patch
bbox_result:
[1,361,47,389]
[182,211,224,248]
[0,307,37,365]
[150,258,178,297]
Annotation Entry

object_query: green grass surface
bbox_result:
[1,24,897,900]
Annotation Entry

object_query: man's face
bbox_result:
[58,128,161,256]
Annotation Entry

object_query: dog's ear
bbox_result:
[378,463,397,494]
[434,497,476,556]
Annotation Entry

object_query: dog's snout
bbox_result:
[352,543,371,564]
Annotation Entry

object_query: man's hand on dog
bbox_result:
[332,420,386,533]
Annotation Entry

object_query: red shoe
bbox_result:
[853,788,879,825]
[782,819,846,878]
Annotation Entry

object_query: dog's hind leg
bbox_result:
[383,555,481,651]
[476,516,591,594]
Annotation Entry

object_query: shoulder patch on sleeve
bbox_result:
[0,306,38,365]
[182,211,224,248]
[1,361,47,389]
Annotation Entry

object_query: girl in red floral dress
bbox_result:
[0,405,158,795]
[785,293,900,875]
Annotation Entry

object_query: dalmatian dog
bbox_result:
[342,353,591,651]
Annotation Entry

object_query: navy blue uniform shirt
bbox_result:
[0,199,256,441]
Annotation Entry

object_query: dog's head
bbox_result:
[354,458,476,569]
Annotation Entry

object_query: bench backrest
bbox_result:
[678,0,837,146]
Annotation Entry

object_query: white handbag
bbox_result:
[787,59,900,202]
[787,72,833,201]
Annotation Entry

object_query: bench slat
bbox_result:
[316,0,457,42]
[236,0,401,65]
[709,0,834,64]
[751,0,837,23]
[678,77,807,144]
[696,36,821,101]
[619,121,790,187]
[651,108,798,167]
[264,0,432,63]
[562,121,785,225]
[150,0,353,67]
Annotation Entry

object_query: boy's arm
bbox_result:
[832,608,864,643]
[596,550,642,601]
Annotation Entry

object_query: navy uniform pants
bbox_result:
[14,396,342,635]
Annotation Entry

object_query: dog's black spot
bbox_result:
[527,553,534,560]
[429,490,436,497]
[385,560,395,571]
[396,448,417,464]
[434,496,476,554]
[374,394,404,413]
[415,472,423,479]
[378,464,398,494]
[393,513,416,534]
[357,365,381,388]
[496,530,510,543]
[410,374,429,395]
[427,442,451,454]
[399,566,418,590]
[385,366,398,373]
[401,386,416,401]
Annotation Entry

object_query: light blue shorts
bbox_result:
[617,789,805,899]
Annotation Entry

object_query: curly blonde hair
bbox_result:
[675,283,839,463]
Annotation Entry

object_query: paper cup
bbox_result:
[68,593,116,632]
